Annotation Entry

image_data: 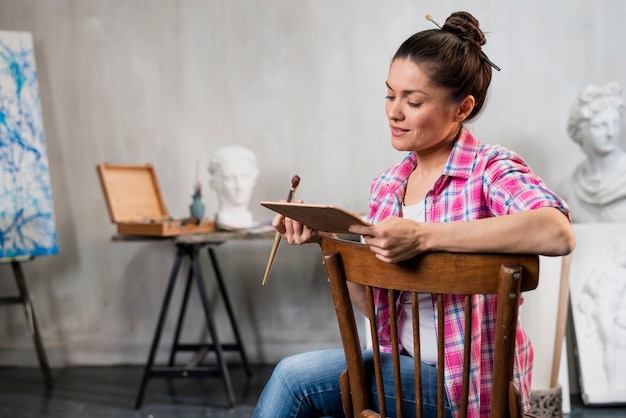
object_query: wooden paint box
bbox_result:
[97,163,215,236]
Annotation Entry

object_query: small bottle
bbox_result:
[189,182,205,220]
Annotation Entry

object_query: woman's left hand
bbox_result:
[349,207,576,261]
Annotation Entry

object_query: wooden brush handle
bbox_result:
[262,232,283,286]
[261,174,300,286]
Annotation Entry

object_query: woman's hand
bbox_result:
[271,200,334,245]
[349,216,429,263]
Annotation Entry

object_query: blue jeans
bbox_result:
[252,349,452,418]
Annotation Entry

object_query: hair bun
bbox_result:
[442,11,486,47]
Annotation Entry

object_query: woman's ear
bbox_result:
[455,95,475,122]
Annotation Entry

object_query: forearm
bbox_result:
[426,207,575,256]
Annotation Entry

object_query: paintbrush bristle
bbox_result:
[425,14,443,29]
[291,175,301,189]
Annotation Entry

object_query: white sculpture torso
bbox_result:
[560,152,626,222]
[572,226,626,399]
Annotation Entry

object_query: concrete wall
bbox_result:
[0,0,625,367]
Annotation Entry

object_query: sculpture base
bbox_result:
[528,385,562,418]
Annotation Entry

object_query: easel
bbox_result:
[0,257,53,389]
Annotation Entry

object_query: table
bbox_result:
[114,230,274,409]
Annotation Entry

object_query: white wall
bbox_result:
[0,0,624,367]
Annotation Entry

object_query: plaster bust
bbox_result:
[560,82,626,222]
[208,145,259,229]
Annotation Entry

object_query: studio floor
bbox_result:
[0,364,624,418]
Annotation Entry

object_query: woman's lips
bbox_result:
[390,125,409,137]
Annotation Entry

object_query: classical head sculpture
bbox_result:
[561,82,626,222]
[567,82,624,152]
[208,145,259,229]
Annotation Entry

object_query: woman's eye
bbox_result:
[407,101,421,108]
[385,95,395,101]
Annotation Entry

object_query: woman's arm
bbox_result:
[349,206,575,263]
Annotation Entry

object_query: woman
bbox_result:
[253,11,575,418]
[561,82,626,222]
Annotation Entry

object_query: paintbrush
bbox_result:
[261,175,301,286]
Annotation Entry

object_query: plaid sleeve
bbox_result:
[481,145,570,219]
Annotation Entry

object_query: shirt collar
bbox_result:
[442,127,479,180]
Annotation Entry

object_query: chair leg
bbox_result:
[11,261,53,389]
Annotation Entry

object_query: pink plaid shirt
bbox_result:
[367,128,570,418]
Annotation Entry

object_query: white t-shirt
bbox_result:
[399,201,437,364]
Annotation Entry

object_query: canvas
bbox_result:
[0,30,58,259]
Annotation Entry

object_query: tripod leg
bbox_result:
[11,261,53,389]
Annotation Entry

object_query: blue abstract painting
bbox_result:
[0,31,58,259]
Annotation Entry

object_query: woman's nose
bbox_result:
[386,101,403,121]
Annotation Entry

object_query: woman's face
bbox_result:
[581,106,621,157]
[385,59,467,155]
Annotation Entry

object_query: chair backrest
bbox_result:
[320,237,539,418]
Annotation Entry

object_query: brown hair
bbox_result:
[393,11,493,121]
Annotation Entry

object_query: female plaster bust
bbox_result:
[561,82,626,222]
[208,145,259,229]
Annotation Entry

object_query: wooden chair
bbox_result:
[319,237,540,418]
